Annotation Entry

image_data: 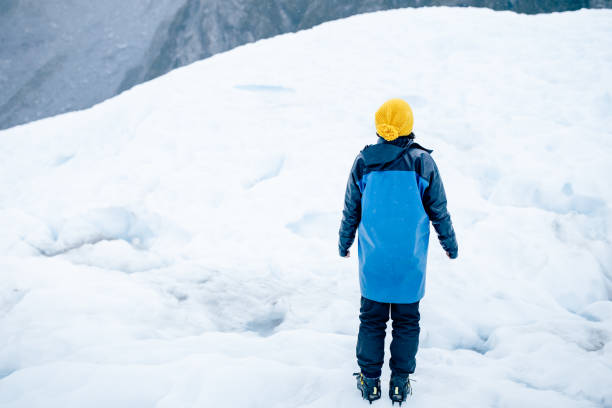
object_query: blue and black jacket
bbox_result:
[339,134,458,304]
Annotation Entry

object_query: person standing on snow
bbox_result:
[339,98,458,404]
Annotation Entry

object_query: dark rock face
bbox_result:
[0,0,183,130]
[118,0,604,91]
[1,0,610,130]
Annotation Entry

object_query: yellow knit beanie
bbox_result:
[375,98,414,141]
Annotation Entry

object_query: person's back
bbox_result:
[338,98,458,404]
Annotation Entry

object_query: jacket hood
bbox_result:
[362,143,408,167]
[362,134,432,167]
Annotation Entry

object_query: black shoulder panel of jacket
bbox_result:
[410,142,433,154]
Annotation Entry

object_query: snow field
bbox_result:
[1,7,612,407]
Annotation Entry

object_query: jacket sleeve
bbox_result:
[338,155,363,256]
[420,154,458,258]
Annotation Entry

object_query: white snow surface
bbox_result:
[1,7,612,408]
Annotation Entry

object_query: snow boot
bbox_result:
[353,372,381,404]
[389,375,412,405]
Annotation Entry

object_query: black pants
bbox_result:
[356,296,420,378]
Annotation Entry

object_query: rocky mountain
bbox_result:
[1,0,610,130]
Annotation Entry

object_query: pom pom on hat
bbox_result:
[375,98,414,141]
[376,123,399,141]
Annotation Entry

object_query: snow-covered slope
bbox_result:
[1,7,612,407]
